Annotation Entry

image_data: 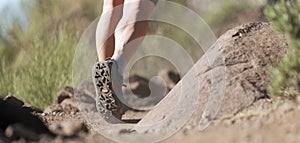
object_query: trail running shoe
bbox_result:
[92,59,124,122]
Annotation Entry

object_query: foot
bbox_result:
[92,59,124,122]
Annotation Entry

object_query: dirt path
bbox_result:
[32,99,300,143]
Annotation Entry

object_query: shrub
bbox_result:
[265,0,300,100]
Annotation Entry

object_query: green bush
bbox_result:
[265,0,300,100]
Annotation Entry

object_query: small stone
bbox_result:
[119,129,136,134]
[296,105,300,111]
[56,86,74,104]
[4,125,14,139]
[59,121,87,136]
[278,103,294,113]
[5,123,40,141]
[60,98,77,109]
[296,96,300,104]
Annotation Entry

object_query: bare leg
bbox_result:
[96,0,124,61]
[112,0,155,73]
[93,0,156,120]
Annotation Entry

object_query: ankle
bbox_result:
[111,54,126,75]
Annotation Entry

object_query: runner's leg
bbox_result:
[96,0,124,61]
[112,0,156,74]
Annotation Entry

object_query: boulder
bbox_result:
[136,22,289,131]
[3,95,42,113]
[0,99,55,141]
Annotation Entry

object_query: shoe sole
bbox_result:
[92,61,123,121]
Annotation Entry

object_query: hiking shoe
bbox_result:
[92,59,124,122]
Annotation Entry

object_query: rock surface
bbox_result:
[136,22,288,131]
[0,97,55,142]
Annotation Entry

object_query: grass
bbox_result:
[0,0,98,109]
[0,61,15,98]
[0,26,77,109]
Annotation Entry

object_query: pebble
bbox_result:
[278,103,294,113]
[59,121,86,136]
[296,96,300,104]
[5,125,14,138]
[297,105,300,111]
[5,123,40,141]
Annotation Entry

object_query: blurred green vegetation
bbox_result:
[0,0,262,109]
[0,0,101,109]
[202,1,249,29]
[168,0,186,5]
[265,0,300,101]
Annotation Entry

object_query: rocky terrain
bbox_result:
[1,22,300,143]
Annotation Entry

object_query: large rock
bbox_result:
[0,98,55,141]
[3,95,43,113]
[136,22,288,131]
